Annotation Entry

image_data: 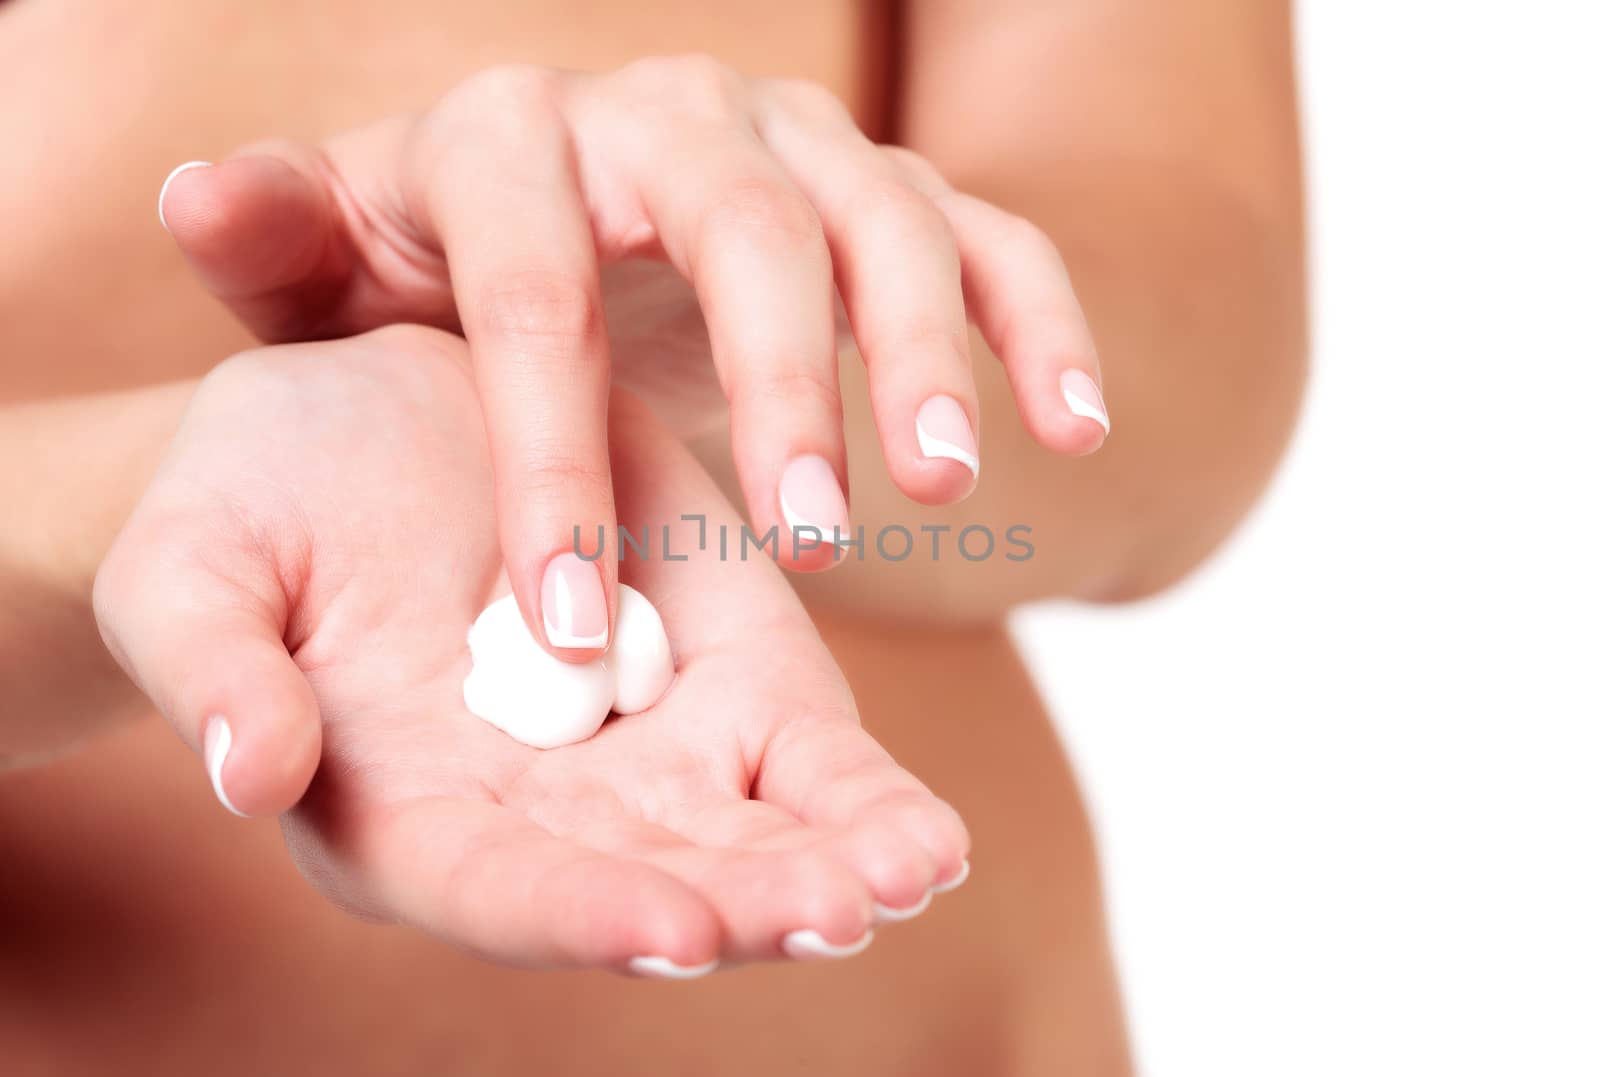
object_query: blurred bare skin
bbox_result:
[0,1,1304,1073]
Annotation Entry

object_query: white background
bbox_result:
[1013,3,1600,1073]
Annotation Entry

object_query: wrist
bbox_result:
[1,381,196,598]
[0,380,196,763]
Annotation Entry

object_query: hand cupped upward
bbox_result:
[95,326,969,975]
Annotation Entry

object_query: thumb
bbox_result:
[94,526,322,818]
[155,147,358,341]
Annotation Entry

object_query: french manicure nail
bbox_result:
[930,859,970,894]
[914,395,979,478]
[157,160,212,232]
[778,454,850,545]
[872,889,933,924]
[1060,370,1110,433]
[628,955,720,980]
[781,928,875,960]
[541,552,609,649]
[202,715,246,817]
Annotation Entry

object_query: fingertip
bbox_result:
[528,549,613,662]
[1059,369,1110,451]
[902,392,980,503]
[157,160,213,233]
[1015,368,1110,457]
[783,854,877,953]
[556,860,724,972]
[201,716,247,816]
[202,656,323,817]
[779,542,853,574]
[1059,421,1110,456]
[850,788,970,894]
[834,818,938,914]
[773,453,854,573]
[160,154,332,292]
[907,797,972,883]
[204,711,321,818]
[885,453,979,508]
[930,858,971,894]
[636,892,725,972]
[781,926,875,960]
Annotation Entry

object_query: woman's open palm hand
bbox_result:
[94,326,968,974]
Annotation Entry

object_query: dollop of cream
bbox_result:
[609,585,676,715]
[462,585,674,749]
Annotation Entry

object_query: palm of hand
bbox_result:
[193,329,964,971]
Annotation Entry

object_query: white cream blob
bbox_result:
[609,585,675,715]
[462,585,674,749]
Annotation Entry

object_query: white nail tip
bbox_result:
[915,422,980,478]
[778,491,852,546]
[628,955,719,980]
[542,622,609,650]
[781,928,875,960]
[872,889,933,923]
[930,859,970,894]
[157,160,212,232]
[202,716,246,817]
[779,491,828,541]
[1062,386,1111,433]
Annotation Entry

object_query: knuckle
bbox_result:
[764,77,852,125]
[428,66,564,150]
[740,365,842,418]
[474,270,601,346]
[892,319,973,361]
[851,178,954,250]
[882,146,946,190]
[620,53,743,117]
[996,208,1059,261]
[701,179,824,251]
[504,451,613,514]
[456,64,563,116]
[666,52,741,106]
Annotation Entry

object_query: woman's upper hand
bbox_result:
[155,57,1109,655]
[92,325,969,973]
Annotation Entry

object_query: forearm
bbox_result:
[0,381,195,765]
[796,164,1307,622]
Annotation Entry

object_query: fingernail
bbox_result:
[157,160,212,233]
[202,716,247,817]
[541,552,609,649]
[872,889,933,924]
[778,455,850,544]
[1060,370,1110,434]
[781,928,875,960]
[914,395,979,479]
[628,955,720,980]
[930,859,970,894]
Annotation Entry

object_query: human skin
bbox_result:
[87,326,968,970]
[0,1,1303,1071]
[152,59,1111,662]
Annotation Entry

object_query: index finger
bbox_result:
[411,71,619,662]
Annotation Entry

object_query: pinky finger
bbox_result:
[886,153,1109,454]
[942,192,1108,453]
